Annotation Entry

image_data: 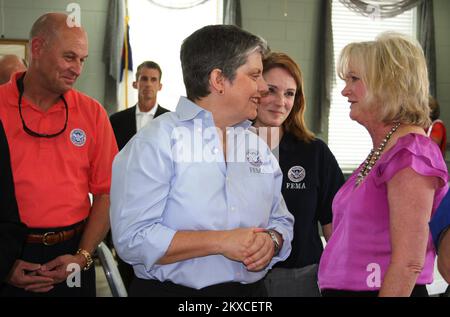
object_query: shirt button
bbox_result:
[230,206,236,212]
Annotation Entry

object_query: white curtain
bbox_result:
[223,0,241,26]
[103,0,126,114]
[339,0,424,18]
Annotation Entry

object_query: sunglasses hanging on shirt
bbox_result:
[16,72,68,138]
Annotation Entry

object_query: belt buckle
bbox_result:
[43,232,57,246]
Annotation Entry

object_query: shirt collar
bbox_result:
[175,96,205,121]
[136,103,158,116]
[235,120,252,129]
[6,71,25,107]
[175,96,252,129]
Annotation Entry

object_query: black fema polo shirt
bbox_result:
[274,132,345,269]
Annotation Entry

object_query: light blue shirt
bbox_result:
[110,96,294,289]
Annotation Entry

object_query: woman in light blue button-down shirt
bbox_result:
[110,24,294,297]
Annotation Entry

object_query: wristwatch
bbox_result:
[265,230,280,256]
[76,248,93,271]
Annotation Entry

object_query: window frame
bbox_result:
[328,0,417,174]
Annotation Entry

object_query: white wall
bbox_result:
[1,0,108,105]
[241,0,321,136]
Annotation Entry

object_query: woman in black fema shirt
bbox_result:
[254,52,344,297]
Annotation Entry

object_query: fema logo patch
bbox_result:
[70,129,86,147]
[288,166,306,183]
[246,149,263,167]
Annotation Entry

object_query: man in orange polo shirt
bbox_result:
[0,13,118,296]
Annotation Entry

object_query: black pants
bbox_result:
[117,256,134,291]
[106,231,134,291]
[130,277,268,297]
[0,223,95,297]
[321,284,429,297]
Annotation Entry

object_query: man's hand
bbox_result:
[7,260,54,293]
[37,254,87,284]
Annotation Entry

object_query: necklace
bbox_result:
[355,122,401,186]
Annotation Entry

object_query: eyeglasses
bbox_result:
[17,72,68,138]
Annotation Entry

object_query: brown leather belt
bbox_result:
[26,222,86,246]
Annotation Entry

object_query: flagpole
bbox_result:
[124,0,129,109]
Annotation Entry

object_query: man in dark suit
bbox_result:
[110,61,170,150]
[0,120,27,284]
[0,56,28,283]
[109,61,169,290]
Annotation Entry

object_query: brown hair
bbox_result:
[263,52,314,142]
[135,61,162,82]
[429,95,440,122]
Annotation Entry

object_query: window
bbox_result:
[121,0,223,111]
[328,0,416,173]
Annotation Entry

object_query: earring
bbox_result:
[219,90,224,94]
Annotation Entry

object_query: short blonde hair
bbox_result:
[337,32,430,128]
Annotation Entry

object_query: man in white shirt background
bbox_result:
[110,61,170,150]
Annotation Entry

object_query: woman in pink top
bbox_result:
[318,32,449,297]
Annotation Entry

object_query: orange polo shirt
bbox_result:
[0,72,118,228]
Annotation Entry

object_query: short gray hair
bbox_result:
[180,24,268,101]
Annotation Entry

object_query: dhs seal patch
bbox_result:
[70,129,86,147]
[246,149,263,167]
[288,166,305,183]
